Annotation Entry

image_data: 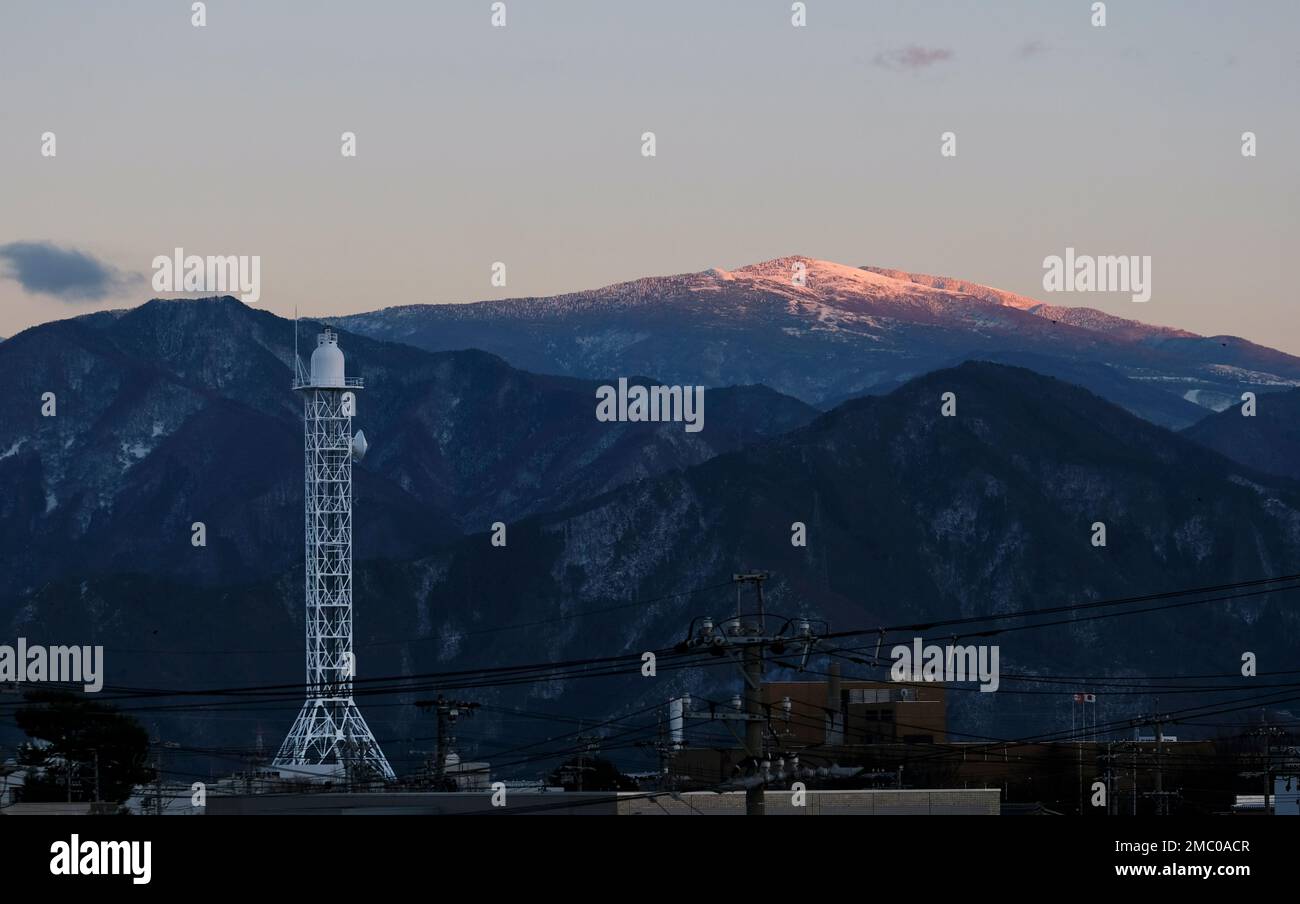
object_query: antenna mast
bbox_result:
[274,328,394,782]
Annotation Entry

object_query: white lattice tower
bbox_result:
[274,329,394,782]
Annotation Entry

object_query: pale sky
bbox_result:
[2,1,1297,350]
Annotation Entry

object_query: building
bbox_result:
[763,675,947,747]
[670,671,946,789]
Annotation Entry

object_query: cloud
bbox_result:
[0,241,140,301]
[1017,40,1049,60]
[874,45,954,71]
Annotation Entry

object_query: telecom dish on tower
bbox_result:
[275,325,394,782]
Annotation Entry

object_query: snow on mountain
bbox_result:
[334,256,1300,429]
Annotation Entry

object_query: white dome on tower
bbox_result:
[310,329,346,387]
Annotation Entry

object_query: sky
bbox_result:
[1,0,1297,351]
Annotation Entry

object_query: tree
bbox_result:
[14,689,153,806]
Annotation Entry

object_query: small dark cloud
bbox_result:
[0,240,139,302]
[874,45,954,71]
[1017,40,1049,60]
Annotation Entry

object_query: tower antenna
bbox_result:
[274,328,394,782]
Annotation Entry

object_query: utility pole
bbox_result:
[735,572,767,816]
[1154,715,1165,815]
[149,737,180,815]
[575,732,600,793]
[1071,692,1097,815]
[1259,722,1280,815]
[552,724,599,791]
[1107,744,1115,816]
[638,706,681,793]
[1242,721,1280,815]
[1077,737,1083,816]
[824,662,843,745]
[1132,730,1138,816]
[1098,742,1118,816]
[680,572,821,816]
[743,632,765,816]
[1264,730,1272,815]
[1139,706,1177,816]
[414,696,479,790]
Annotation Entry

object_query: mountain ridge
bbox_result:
[0,296,818,603]
[335,256,1300,428]
[14,360,1300,756]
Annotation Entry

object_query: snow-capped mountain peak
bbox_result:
[333,254,1300,428]
[691,256,959,302]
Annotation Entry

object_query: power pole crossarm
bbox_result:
[415,696,480,789]
[681,572,822,815]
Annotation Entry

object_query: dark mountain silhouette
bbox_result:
[0,297,815,602]
[12,362,1300,758]
[392,362,1300,744]
[1183,387,1300,483]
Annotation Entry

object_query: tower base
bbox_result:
[273,697,395,782]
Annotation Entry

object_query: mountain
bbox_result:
[391,362,1300,746]
[1182,387,1300,482]
[15,363,1300,759]
[336,257,1300,429]
[0,297,816,603]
